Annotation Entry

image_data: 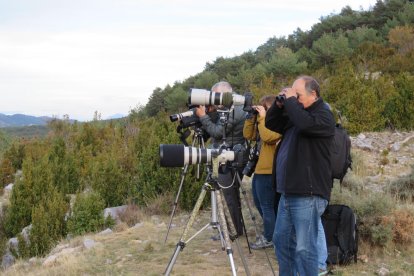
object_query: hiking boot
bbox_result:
[250,236,273,250]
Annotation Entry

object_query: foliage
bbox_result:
[388,164,414,201]
[67,192,106,236]
[29,188,68,257]
[140,1,414,133]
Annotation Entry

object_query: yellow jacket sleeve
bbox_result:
[257,115,282,144]
[243,116,257,141]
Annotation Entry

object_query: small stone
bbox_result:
[83,238,96,250]
[99,228,113,235]
[106,259,112,264]
[133,222,144,229]
[376,267,390,276]
[358,254,369,263]
[42,255,57,267]
[1,252,15,269]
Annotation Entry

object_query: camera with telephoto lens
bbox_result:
[169,106,202,129]
[169,108,196,122]
[242,143,261,177]
[188,88,254,114]
[159,144,242,167]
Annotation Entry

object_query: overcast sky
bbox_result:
[0,0,376,121]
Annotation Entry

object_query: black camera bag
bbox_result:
[322,204,358,265]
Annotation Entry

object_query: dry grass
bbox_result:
[2,210,414,276]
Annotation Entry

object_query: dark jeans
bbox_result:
[252,174,277,242]
[218,165,244,236]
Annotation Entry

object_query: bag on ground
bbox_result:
[322,204,358,265]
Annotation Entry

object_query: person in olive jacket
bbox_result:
[243,95,282,249]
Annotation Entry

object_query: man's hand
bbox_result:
[284,87,297,99]
[195,105,206,117]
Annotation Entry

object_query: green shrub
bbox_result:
[370,222,393,247]
[67,192,106,236]
[29,189,68,257]
[388,164,414,201]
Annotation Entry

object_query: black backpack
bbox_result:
[322,204,358,265]
[331,122,352,183]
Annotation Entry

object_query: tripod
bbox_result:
[164,127,206,244]
[164,165,251,276]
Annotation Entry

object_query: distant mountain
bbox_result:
[106,113,126,120]
[0,113,53,128]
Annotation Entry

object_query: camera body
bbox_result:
[242,143,260,177]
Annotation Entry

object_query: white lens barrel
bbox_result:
[231,94,245,106]
[178,110,194,120]
[189,88,223,106]
[183,146,212,165]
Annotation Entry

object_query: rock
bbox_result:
[83,238,96,250]
[60,247,78,255]
[1,252,15,269]
[357,133,366,140]
[42,255,57,267]
[133,222,144,229]
[376,267,390,276]
[151,215,160,224]
[21,224,32,243]
[353,137,374,151]
[29,257,37,264]
[103,205,128,221]
[358,254,369,263]
[8,237,18,251]
[51,243,70,254]
[99,228,113,235]
[4,183,13,191]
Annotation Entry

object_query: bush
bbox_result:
[29,189,68,257]
[388,164,414,201]
[118,204,144,227]
[370,221,393,247]
[392,209,414,245]
[67,192,106,236]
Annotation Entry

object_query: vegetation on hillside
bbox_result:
[142,0,414,134]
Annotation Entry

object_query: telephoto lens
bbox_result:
[188,88,234,107]
[169,110,195,122]
[159,144,212,167]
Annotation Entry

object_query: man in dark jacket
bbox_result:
[195,81,246,237]
[265,76,335,275]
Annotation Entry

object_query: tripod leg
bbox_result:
[215,190,237,276]
[165,164,189,244]
[236,173,276,276]
[220,189,252,276]
[236,172,260,240]
[164,185,208,276]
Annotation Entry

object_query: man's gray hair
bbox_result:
[298,75,320,97]
[211,81,233,93]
